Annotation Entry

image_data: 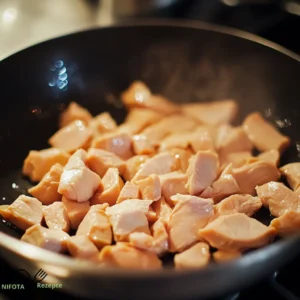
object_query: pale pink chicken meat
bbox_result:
[123,155,149,182]
[0,195,43,231]
[136,174,161,201]
[86,148,126,178]
[257,149,280,166]
[199,213,276,252]
[151,197,172,223]
[77,204,112,249]
[59,102,92,128]
[190,130,215,153]
[182,100,238,125]
[186,150,219,195]
[43,202,70,232]
[174,242,210,269]
[117,181,140,203]
[132,134,155,155]
[99,242,162,270]
[89,112,117,136]
[169,148,193,173]
[23,148,70,182]
[270,211,300,236]
[220,151,252,168]
[91,131,133,160]
[21,224,70,253]
[213,250,241,263]
[49,120,93,153]
[242,112,290,153]
[167,194,214,252]
[28,163,63,205]
[256,182,300,217]
[280,162,300,190]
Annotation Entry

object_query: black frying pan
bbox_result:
[1,19,300,300]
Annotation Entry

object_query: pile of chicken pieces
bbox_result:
[1,81,300,270]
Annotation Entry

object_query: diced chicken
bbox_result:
[28,163,63,205]
[105,199,152,242]
[169,148,193,172]
[99,242,162,270]
[190,130,215,153]
[270,211,300,236]
[167,195,214,252]
[91,132,133,160]
[257,149,280,166]
[215,124,233,149]
[242,112,290,153]
[199,213,276,252]
[136,174,161,201]
[186,150,219,195]
[230,161,280,195]
[62,196,90,230]
[59,102,92,128]
[43,202,70,232]
[118,108,162,135]
[220,151,252,168]
[213,250,241,263]
[159,132,191,152]
[255,182,300,217]
[86,148,126,177]
[174,242,210,269]
[159,172,188,206]
[0,205,9,216]
[21,224,70,253]
[58,150,101,202]
[280,163,300,190]
[123,155,149,182]
[132,135,155,155]
[151,197,172,223]
[67,235,99,260]
[0,195,43,231]
[49,120,93,153]
[214,194,262,217]
[89,112,117,136]
[201,164,240,203]
[91,168,124,206]
[182,100,238,125]
[77,205,112,249]
[121,81,179,115]
[117,181,140,203]
[23,148,70,182]
[131,152,176,183]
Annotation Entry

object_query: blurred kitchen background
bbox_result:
[1,0,300,60]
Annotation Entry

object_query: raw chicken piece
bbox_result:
[201,164,240,203]
[215,124,233,149]
[86,148,126,177]
[186,150,219,195]
[242,112,290,153]
[169,148,193,172]
[23,148,70,182]
[77,205,112,249]
[105,199,152,241]
[214,194,262,217]
[199,213,276,252]
[190,130,215,153]
[174,242,210,269]
[230,161,280,195]
[220,151,252,168]
[117,181,140,203]
[123,155,149,181]
[159,172,188,206]
[91,168,124,206]
[49,120,93,153]
[280,162,300,190]
[0,195,43,231]
[21,224,70,253]
[118,108,162,134]
[136,174,161,201]
[151,197,172,223]
[167,195,214,252]
[58,150,101,202]
[270,211,300,236]
[255,182,300,217]
[131,152,176,183]
[0,205,9,216]
[99,242,162,270]
[67,235,99,260]
[213,250,241,263]
[182,100,238,125]
[43,202,70,232]
[159,132,191,151]
[121,81,179,115]
[257,149,280,166]
[59,102,92,128]
[91,132,133,160]
[62,196,90,230]
[28,163,63,205]
[132,134,155,155]
[89,112,117,136]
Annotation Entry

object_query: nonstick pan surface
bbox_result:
[1,20,300,300]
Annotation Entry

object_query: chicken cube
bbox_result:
[117,181,140,203]
[136,174,161,201]
[89,112,117,136]
[270,211,300,236]
[132,135,155,155]
[43,202,70,232]
[67,235,99,260]
[213,250,241,263]
[123,155,149,182]
[280,162,300,191]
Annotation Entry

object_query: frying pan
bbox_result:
[1,19,300,300]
